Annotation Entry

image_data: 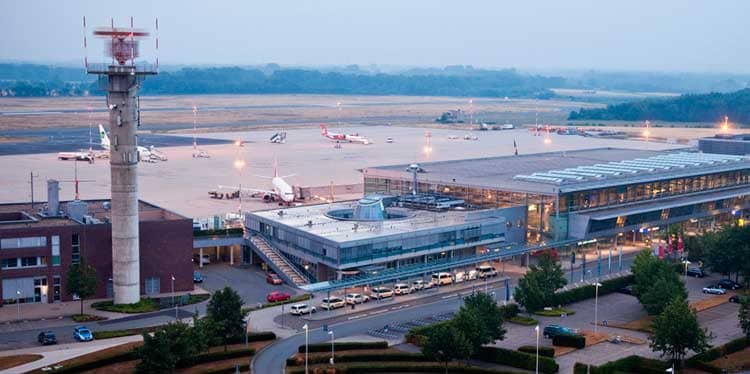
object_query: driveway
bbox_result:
[196,263,300,306]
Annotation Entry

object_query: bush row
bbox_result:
[517,345,555,358]
[553,274,634,306]
[574,355,669,374]
[405,320,450,345]
[299,341,389,353]
[552,334,586,349]
[287,351,429,366]
[686,337,749,374]
[177,348,255,368]
[226,331,277,344]
[475,346,559,374]
[287,362,521,374]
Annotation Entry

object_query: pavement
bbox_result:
[197,263,300,306]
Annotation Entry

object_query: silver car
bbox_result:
[702,286,726,295]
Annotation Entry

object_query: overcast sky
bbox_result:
[2,0,749,73]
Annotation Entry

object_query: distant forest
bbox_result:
[1,63,749,102]
[568,89,750,124]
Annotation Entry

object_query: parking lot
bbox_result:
[196,263,300,306]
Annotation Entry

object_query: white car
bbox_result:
[454,271,467,283]
[386,137,394,143]
[431,272,453,286]
[345,293,369,304]
[289,303,317,315]
[370,287,394,299]
[412,280,427,291]
[394,283,414,295]
[320,297,346,310]
[476,265,498,278]
[702,286,726,295]
[467,270,479,281]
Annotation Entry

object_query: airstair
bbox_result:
[248,235,309,286]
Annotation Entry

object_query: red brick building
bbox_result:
[0,199,193,304]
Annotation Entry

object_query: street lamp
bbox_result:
[534,325,540,374]
[328,330,335,365]
[16,290,21,321]
[303,324,309,374]
[594,282,602,333]
[233,158,245,215]
[171,274,177,320]
[682,260,691,278]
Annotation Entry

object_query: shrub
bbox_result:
[177,348,255,368]
[508,315,538,325]
[91,298,159,313]
[474,346,559,373]
[287,352,429,366]
[226,331,277,344]
[552,334,586,349]
[518,345,555,358]
[534,308,575,317]
[578,355,669,374]
[298,341,389,353]
[405,320,450,345]
[93,327,158,339]
[498,303,520,319]
[287,362,520,374]
[687,337,749,373]
[72,314,107,322]
[553,275,634,306]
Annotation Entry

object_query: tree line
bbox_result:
[569,88,750,124]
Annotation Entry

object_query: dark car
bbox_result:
[686,267,706,278]
[543,325,575,339]
[717,279,742,290]
[37,331,57,345]
[193,271,203,283]
[616,285,634,295]
[729,295,749,303]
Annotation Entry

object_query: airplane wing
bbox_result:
[217,185,275,195]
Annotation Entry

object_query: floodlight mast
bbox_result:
[86,17,158,305]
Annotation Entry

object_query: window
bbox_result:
[145,277,160,295]
[0,236,46,249]
[21,257,40,267]
[53,276,61,302]
[51,236,60,266]
[71,234,80,264]
[1,258,18,269]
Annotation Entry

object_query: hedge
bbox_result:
[299,341,389,353]
[552,334,586,349]
[553,274,634,306]
[574,355,669,374]
[200,363,250,374]
[686,337,749,374]
[475,346,559,374]
[509,315,538,326]
[518,345,555,358]
[226,331,277,344]
[287,363,520,374]
[405,320,450,345]
[287,352,429,366]
[177,348,255,368]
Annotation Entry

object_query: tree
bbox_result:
[458,292,506,347]
[136,321,205,373]
[740,299,750,340]
[513,252,567,312]
[66,258,97,315]
[649,297,711,366]
[639,276,688,315]
[421,323,472,374]
[206,286,244,351]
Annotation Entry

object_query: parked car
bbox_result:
[266,291,291,303]
[37,331,57,345]
[394,283,415,295]
[193,254,211,265]
[686,267,706,278]
[431,272,453,286]
[412,280,427,291]
[370,287,394,299]
[543,325,575,339]
[266,273,283,285]
[617,285,634,295]
[718,279,742,290]
[193,271,203,283]
[454,271,467,283]
[290,303,316,315]
[320,297,346,310]
[74,326,94,342]
[467,270,479,281]
[476,265,498,278]
[729,295,749,303]
[702,286,727,295]
[345,293,369,304]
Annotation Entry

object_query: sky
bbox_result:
[1,0,749,73]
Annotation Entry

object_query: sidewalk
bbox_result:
[0,334,143,374]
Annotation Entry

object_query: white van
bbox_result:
[290,303,316,315]
[394,283,414,295]
[431,272,453,286]
[476,265,498,278]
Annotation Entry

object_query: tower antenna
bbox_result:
[83,16,88,69]
[155,18,159,71]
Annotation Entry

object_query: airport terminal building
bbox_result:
[246,148,750,285]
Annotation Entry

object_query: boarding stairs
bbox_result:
[248,235,309,287]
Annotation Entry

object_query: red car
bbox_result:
[266,273,283,285]
[267,291,291,303]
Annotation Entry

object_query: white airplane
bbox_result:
[218,160,295,204]
[98,124,167,162]
[320,124,371,145]
[57,151,94,162]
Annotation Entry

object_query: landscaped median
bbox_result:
[91,293,210,314]
[241,293,312,313]
[573,355,670,374]
[686,337,750,373]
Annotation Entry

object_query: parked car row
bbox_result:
[702,279,743,295]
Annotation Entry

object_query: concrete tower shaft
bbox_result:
[107,71,141,304]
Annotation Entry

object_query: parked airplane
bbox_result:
[57,151,94,162]
[320,124,371,145]
[216,160,295,204]
[270,131,287,144]
[98,124,167,162]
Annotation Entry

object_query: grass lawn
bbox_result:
[534,308,576,317]
[28,342,141,374]
[0,354,43,370]
[509,315,538,326]
[91,298,159,313]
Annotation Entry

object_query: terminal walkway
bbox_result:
[248,235,309,287]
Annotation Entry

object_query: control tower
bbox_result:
[87,20,157,304]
